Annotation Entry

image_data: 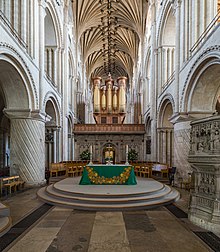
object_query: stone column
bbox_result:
[21,0,27,43]
[150,2,157,161]
[4,109,49,185]
[61,3,69,161]
[170,115,192,180]
[38,0,46,110]
[173,0,181,113]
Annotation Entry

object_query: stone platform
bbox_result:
[37,177,180,211]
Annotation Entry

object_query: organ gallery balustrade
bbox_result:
[73,124,145,134]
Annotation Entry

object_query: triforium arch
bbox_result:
[157,96,174,166]
[44,95,61,169]
[44,2,62,87]
[143,48,151,112]
[157,1,176,91]
[0,54,46,185]
[183,56,220,117]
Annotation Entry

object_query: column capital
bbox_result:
[3,109,51,122]
[38,0,46,8]
[169,112,194,125]
[170,0,182,16]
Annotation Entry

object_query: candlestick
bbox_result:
[125,145,129,165]
[88,145,93,165]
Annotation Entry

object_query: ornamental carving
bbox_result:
[190,117,220,154]
[198,173,215,195]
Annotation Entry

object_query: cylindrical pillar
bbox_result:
[4,110,47,185]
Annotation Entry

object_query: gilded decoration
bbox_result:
[86,166,132,184]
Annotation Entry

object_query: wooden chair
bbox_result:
[160,164,169,178]
[77,166,84,176]
[140,167,150,178]
[134,166,141,176]
[67,167,74,177]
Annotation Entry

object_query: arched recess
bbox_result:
[184,58,220,116]
[157,3,176,91]
[157,97,174,166]
[45,97,61,169]
[67,112,74,161]
[145,115,152,161]
[0,55,34,177]
[44,5,61,86]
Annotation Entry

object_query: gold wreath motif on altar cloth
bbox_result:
[86,167,131,184]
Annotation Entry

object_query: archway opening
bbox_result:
[0,58,30,177]
[189,64,220,114]
[45,100,58,169]
[158,100,174,166]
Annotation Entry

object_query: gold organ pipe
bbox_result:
[117,76,127,113]
[106,78,113,113]
[93,77,101,113]
[113,88,118,110]
[101,88,106,110]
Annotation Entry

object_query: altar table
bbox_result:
[79,164,137,185]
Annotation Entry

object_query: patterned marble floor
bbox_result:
[0,187,217,252]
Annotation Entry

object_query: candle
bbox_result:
[126,145,128,153]
[90,145,93,154]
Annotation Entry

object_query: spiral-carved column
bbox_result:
[4,110,47,185]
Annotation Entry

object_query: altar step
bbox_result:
[37,177,180,211]
[0,203,12,237]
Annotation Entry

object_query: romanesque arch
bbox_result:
[157,96,174,166]
[157,2,176,91]
[0,54,45,184]
[44,95,61,168]
[183,56,220,117]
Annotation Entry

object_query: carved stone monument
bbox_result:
[188,115,220,233]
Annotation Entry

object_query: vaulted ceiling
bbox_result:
[73,0,149,81]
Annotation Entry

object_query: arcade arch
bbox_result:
[0,56,45,184]
[45,98,61,168]
[157,98,174,166]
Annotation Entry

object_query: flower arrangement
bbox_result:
[79,149,90,161]
[128,149,138,162]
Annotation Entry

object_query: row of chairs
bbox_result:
[67,166,84,177]
[133,165,170,178]
[134,166,151,178]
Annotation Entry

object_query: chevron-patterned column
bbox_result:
[4,109,47,185]
[173,120,191,180]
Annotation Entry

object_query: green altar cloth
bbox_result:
[79,165,137,185]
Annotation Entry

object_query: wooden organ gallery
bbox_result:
[93,75,127,125]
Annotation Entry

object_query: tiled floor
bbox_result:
[0,186,217,252]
